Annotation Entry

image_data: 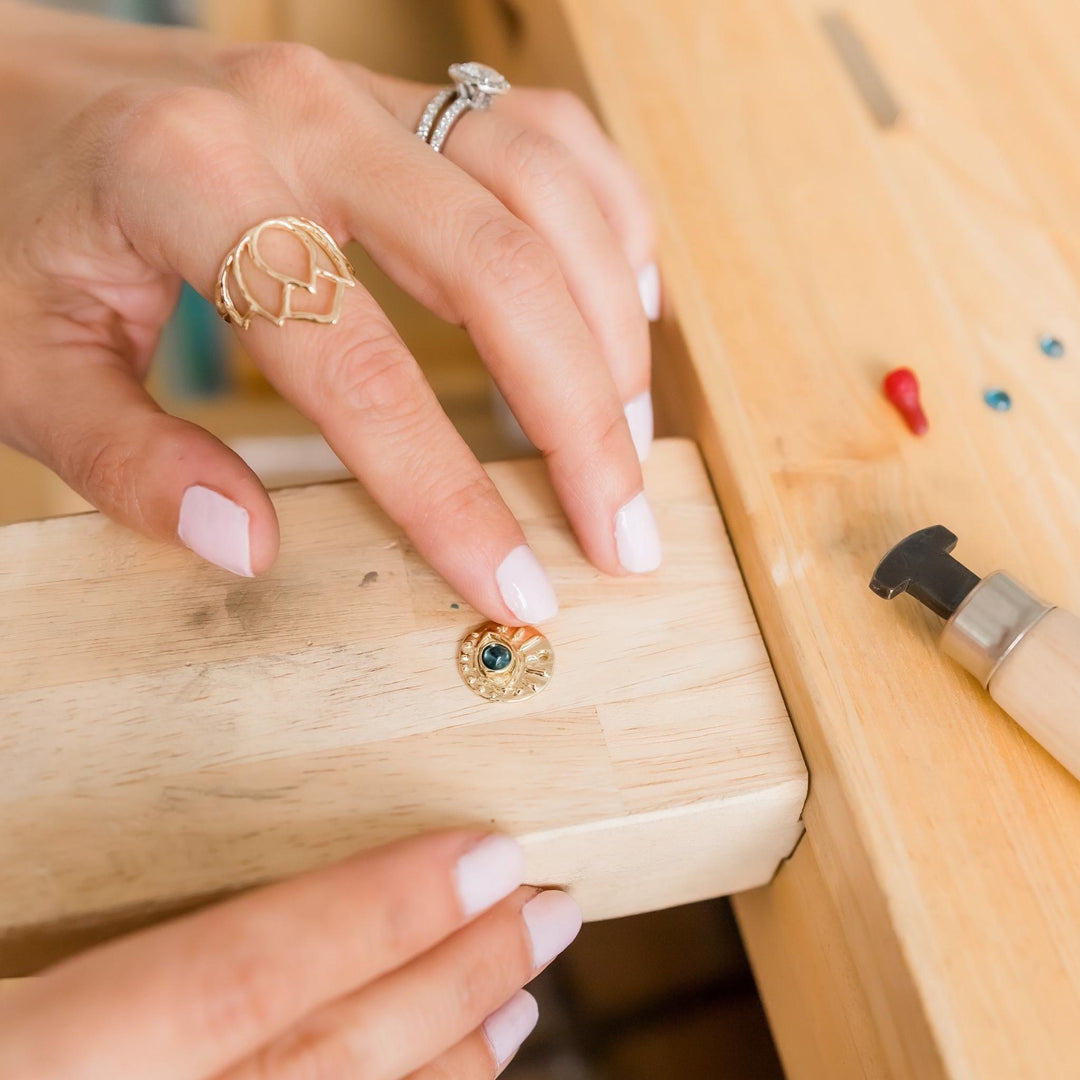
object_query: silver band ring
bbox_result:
[428,95,472,154]
[415,86,455,143]
[415,62,511,154]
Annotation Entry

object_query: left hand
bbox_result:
[0,2,660,622]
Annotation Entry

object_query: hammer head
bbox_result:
[870,525,981,620]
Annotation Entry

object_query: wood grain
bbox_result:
[990,608,1080,782]
[0,439,805,975]
[456,0,1080,1075]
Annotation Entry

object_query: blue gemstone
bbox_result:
[480,642,512,671]
[984,388,1012,411]
[1039,334,1065,359]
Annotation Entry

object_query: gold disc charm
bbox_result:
[458,622,554,702]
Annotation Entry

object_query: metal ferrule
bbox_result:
[940,572,1054,687]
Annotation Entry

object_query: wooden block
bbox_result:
[0,439,805,975]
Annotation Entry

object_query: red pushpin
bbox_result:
[883,367,928,435]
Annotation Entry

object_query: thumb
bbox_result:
[9,349,278,576]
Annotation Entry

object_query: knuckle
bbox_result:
[192,948,295,1051]
[220,40,338,97]
[373,887,429,958]
[417,471,500,534]
[467,216,561,302]
[255,1021,364,1080]
[322,330,426,432]
[594,404,630,459]
[455,950,504,1017]
[109,85,242,176]
[504,128,576,194]
[551,400,626,464]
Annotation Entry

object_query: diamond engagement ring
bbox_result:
[415,62,511,153]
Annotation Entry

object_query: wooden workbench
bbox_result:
[0,441,806,974]
[457,0,1080,1076]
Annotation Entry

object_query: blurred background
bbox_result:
[2,3,785,1075]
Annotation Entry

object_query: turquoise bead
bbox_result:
[983,388,1012,412]
[1039,335,1064,359]
[480,642,512,672]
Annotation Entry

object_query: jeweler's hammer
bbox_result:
[871,525,1080,781]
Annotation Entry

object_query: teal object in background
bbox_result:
[158,284,230,398]
[37,0,195,25]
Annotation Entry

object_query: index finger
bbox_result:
[1,832,525,1080]
[320,101,661,577]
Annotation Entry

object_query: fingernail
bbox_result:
[522,890,583,969]
[637,262,661,321]
[454,835,526,918]
[177,485,253,577]
[496,545,558,624]
[624,391,654,462]
[483,990,539,1072]
[614,491,662,573]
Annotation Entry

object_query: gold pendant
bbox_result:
[458,622,554,702]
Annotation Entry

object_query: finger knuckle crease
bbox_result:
[71,439,138,515]
[596,407,628,456]
[375,893,428,959]
[193,952,294,1049]
[327,335,422,426]
[418,473,497,533]
[469,219,560,301]
[556,405,625,465]
[505,129,573,192]
[455,952,502,1016]
[257,1022,362,1080]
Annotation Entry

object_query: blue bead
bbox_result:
[480,642,512,671]
[1039,334,1065,359]
[983,388,1012,411]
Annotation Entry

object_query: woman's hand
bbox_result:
[0,1,661,621]
[0,831,580,1078]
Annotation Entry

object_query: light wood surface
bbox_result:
[990,607,1080,782]
[456,0,1080,1075]
[0,438,805,975]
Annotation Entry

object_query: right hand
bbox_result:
[0,831,580,1079]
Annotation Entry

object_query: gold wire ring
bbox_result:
[215,216,355,330]
[458,622,554,702]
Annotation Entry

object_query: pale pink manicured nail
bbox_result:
[454,835,526,918]
[637,262,661,321]
[482,990,539,1072]
[177,485,253,577]
[624,391,654,462]
[614,491,662,573]
[496,545,558,624]
[522,890,583,969]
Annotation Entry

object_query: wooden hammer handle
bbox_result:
[988,608,1080,781]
